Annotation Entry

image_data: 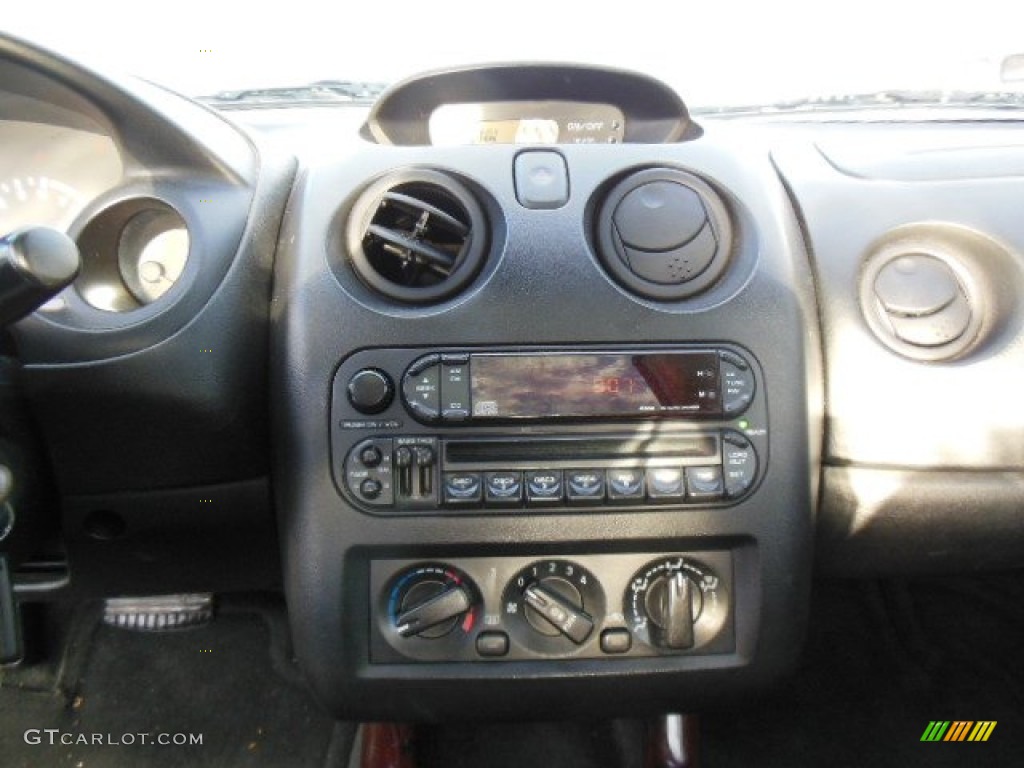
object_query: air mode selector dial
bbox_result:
[626,557,729,652]
[643,570,699,649]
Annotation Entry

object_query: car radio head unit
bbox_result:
[330,345,766,516]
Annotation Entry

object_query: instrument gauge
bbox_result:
[0,176,84,234]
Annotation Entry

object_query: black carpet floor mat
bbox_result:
[0,595,347,768]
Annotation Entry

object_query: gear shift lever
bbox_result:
[0,227,80,328]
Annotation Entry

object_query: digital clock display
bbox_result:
[470,352,721,419]
[429,101,626,146]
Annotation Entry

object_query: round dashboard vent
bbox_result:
[346,170,487,303]
[594,168,733,301]
[858,224,1002,361]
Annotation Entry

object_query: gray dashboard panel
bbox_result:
[774,127,1024,574]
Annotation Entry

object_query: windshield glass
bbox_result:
[5,0,1024,111]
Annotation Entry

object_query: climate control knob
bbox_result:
[625,557,728,652]
[642,570,701,649]
[385,564,479,640]
[502,560,604,653]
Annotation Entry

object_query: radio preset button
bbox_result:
[607,468,645,502]
[685,466,724,501]
[722,432,757,498]
[485,472,523,505]
[402,362,441,421]
[526,471,564,504]
[647,467,685,500]
[567,470,605,503]
[443,472,483,505]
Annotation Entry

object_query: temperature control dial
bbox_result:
[384,563,479,642]
[625,557,728,652]
[502,560,604,653]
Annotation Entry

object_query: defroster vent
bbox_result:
[347,169,487,303]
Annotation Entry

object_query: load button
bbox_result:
[721,431,757,498]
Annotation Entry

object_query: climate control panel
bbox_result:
[369,552,734,663]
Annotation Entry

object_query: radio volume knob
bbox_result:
[347,368,394,414]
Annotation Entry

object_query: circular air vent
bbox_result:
[857,224,1010,361]
[594,168,732,301]
[346,170,487,304]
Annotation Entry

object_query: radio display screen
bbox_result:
[469,352,722,419]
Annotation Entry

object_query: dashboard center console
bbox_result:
[329,343,767,673]
[271,63,820,720]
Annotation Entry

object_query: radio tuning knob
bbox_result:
[347,368,394,414]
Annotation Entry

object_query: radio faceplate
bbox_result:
[396,348,754,423]
[331,345,768,515]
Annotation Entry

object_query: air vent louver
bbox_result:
[594,168,732,301]
[347,170,487,303]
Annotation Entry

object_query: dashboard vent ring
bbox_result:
[594,168,733,301]
[347,170,487,303]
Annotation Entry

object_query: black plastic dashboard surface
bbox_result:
[272,66,821,719]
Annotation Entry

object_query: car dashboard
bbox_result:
[1,33,1023,724]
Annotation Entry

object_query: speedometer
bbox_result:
[0,175,83,234]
